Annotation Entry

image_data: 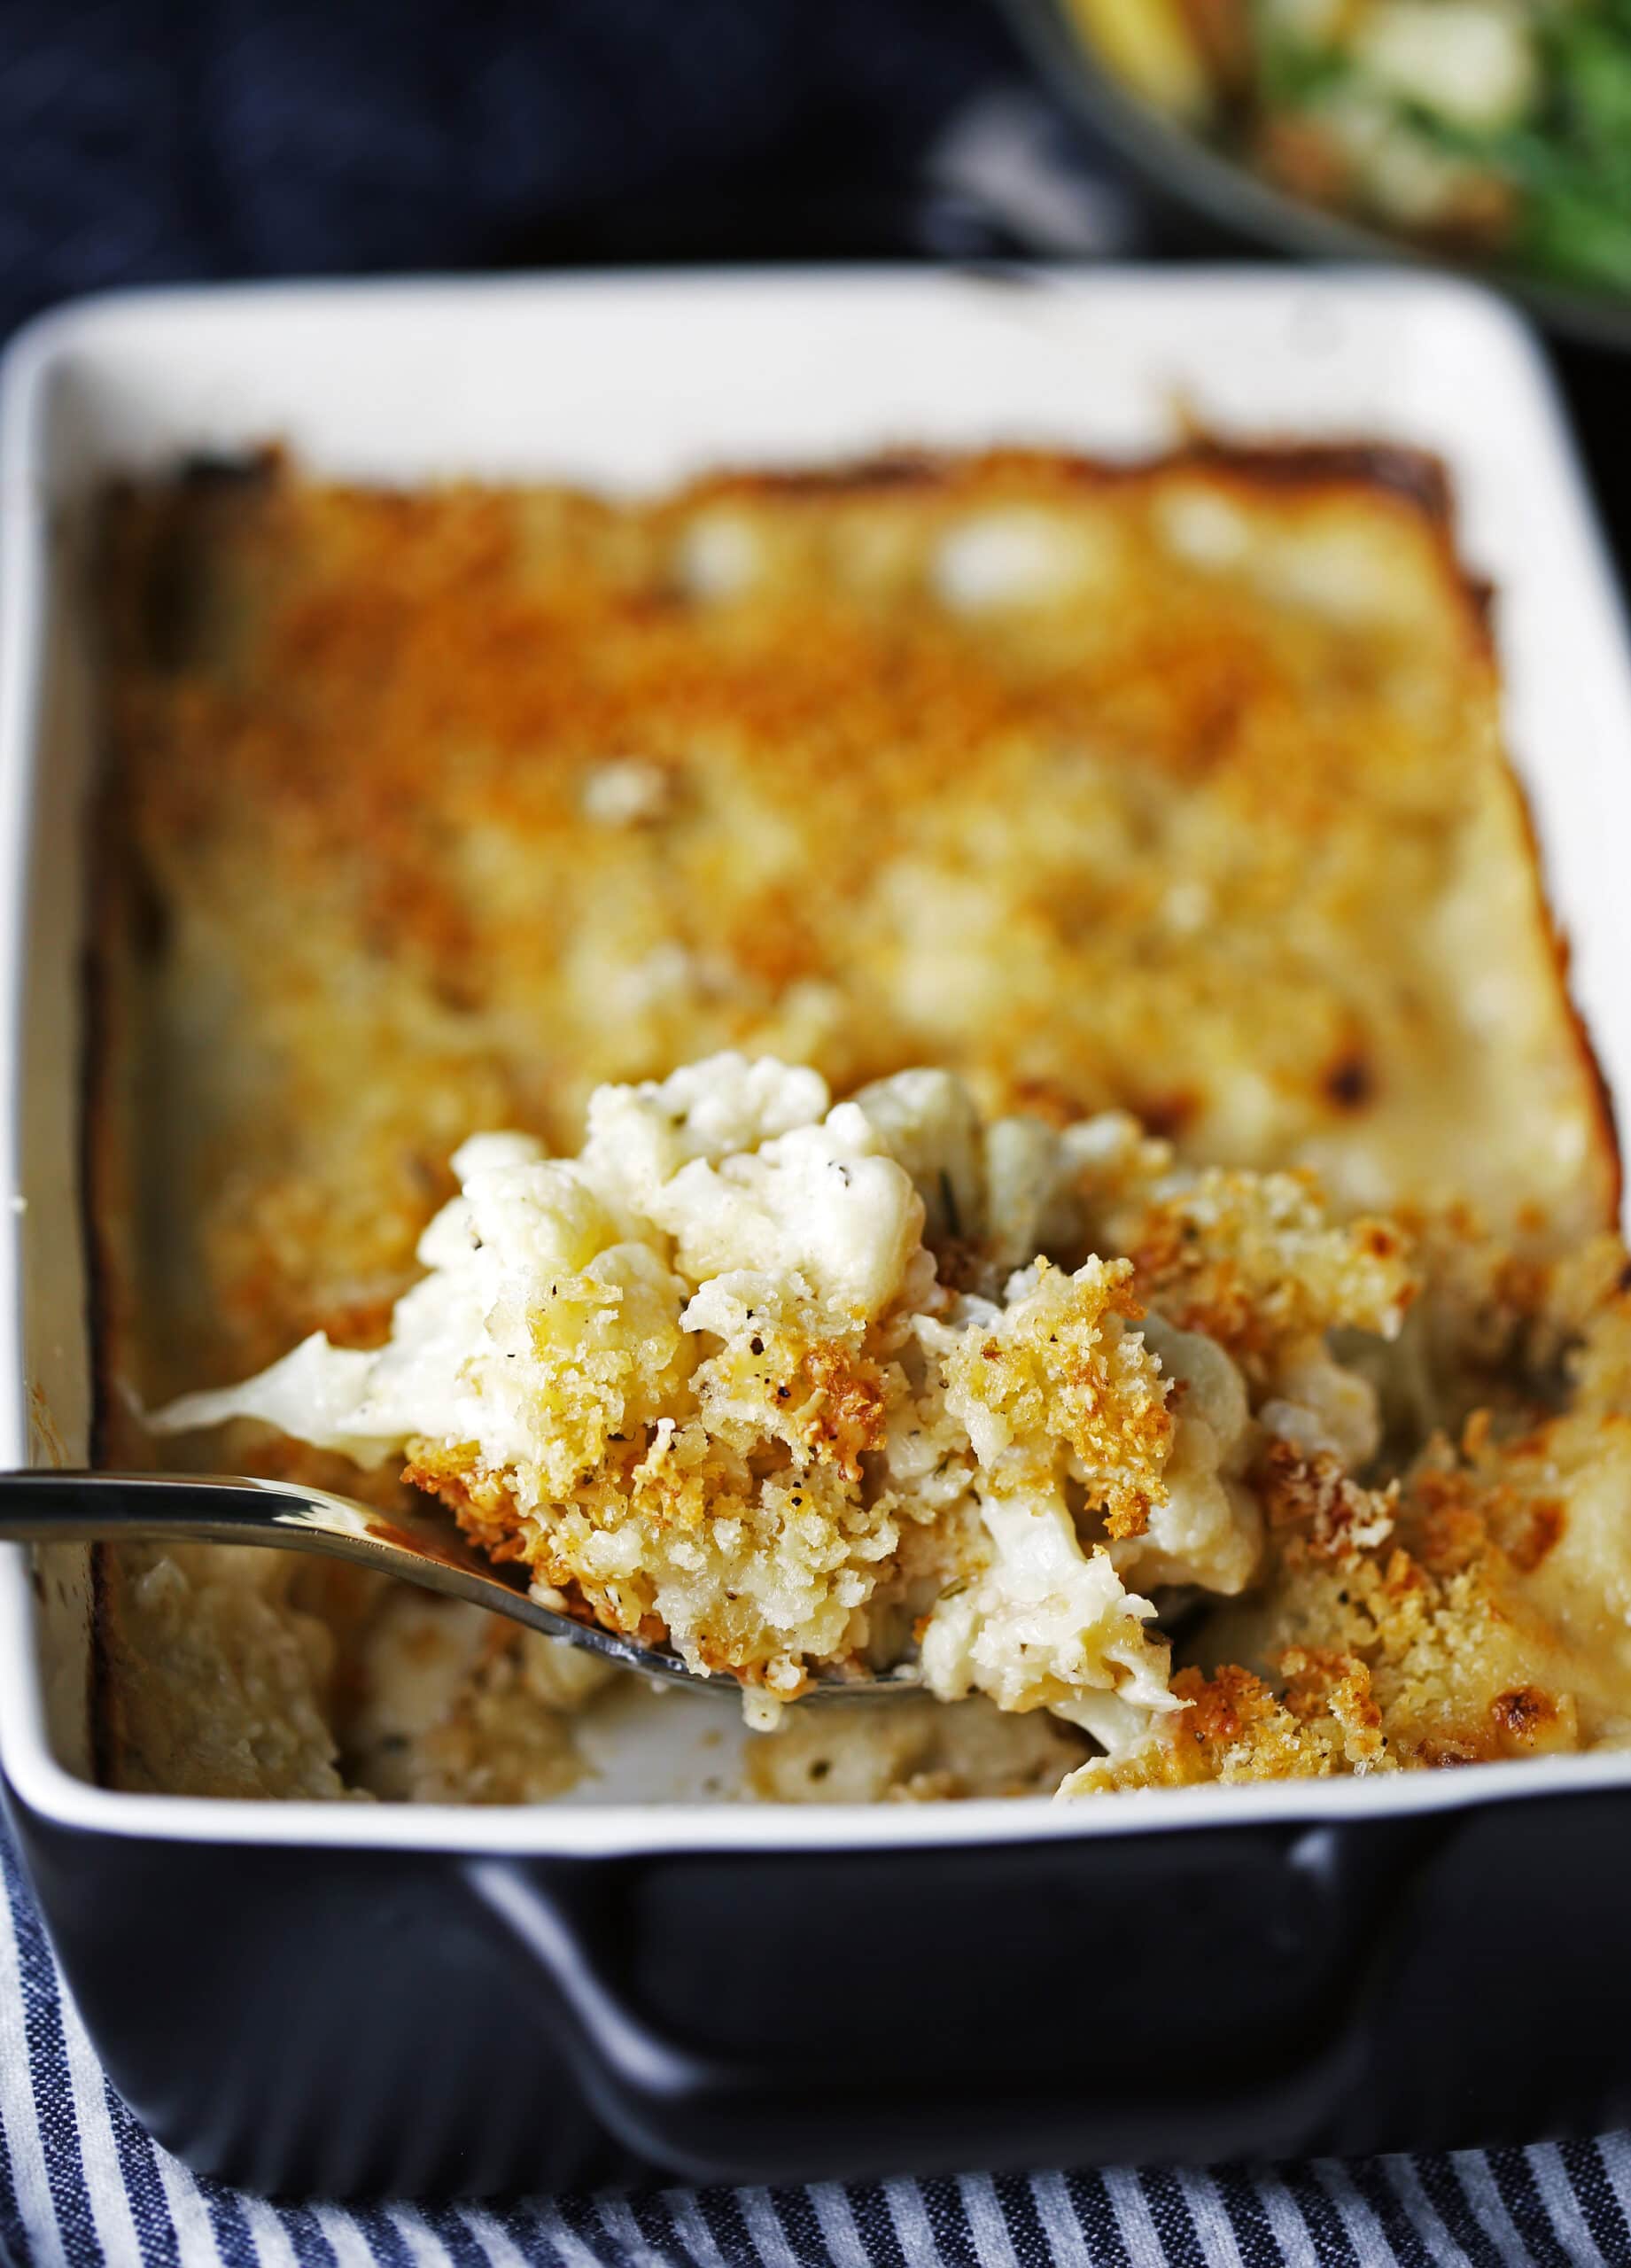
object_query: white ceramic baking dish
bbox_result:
[5,269,1631,2194]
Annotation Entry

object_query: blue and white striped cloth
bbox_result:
[1,1826,1625,2268]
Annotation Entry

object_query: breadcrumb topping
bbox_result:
[942,1258,1171,1540]
[1111,1168,1417,1371]
[91,447,1627,1804]
[1067,1262,1631,1794]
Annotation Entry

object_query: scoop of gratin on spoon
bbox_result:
[126,1054,1416,1736]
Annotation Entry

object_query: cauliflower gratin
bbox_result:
[87,443,1622,1804]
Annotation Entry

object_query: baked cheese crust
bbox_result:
[87,443,1619,1800]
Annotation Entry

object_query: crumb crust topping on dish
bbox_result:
[88,441,1621,1804]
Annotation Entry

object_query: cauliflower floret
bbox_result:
[649,1105,921,1315]
[1109,1317,1261,1596]
[916,1255,1261,1734]
[851,1068,984,1247]
[939,1257,1173,1536]
[969,1109,1168,1287]
[579,1053,830,1216]
[1258,1336,1383,1470]
[153,1057,928,1700]
[919,1490,1177,1757]
[981,1115,1066,1278]
[154,1332,389,1468]
[159,1156,691,1508]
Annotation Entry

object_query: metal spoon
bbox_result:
[0,1470,918,1694]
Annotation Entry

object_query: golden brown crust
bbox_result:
[693,439,1453,518]
[1116,1169,1417,1371]
[86,437,1621,1796]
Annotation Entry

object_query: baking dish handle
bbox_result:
[462,1822,1431,2182]
[463,1856,718,2123]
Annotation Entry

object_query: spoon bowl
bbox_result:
[0,1471,919,1696]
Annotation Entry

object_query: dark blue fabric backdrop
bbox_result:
[0,0,1016,338]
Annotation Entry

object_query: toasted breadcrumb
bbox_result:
[941,1256,1172,1539]
[1109,1167,1417,1371]
[1064,1266,1631,1794]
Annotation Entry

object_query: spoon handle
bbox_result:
[0,1469,698,1681]
[0,1469,386,1542]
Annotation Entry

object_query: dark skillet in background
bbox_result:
[998,0,1631,355]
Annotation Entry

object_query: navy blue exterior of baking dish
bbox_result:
[7,1767,1631,2197]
